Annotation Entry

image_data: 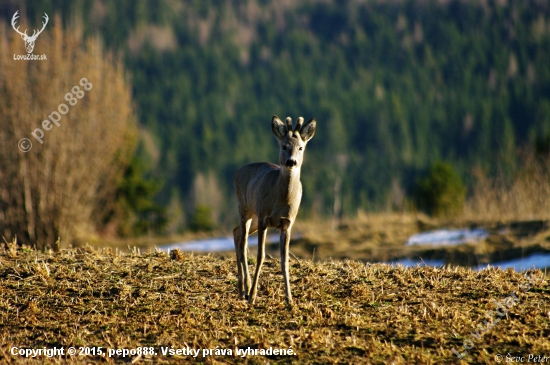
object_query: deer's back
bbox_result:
[234,162,280,214]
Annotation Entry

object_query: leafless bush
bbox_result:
[0,15,137,249]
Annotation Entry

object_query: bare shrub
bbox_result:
[0,15,137,249]
[465,151,550,221]
[188,171,224,226]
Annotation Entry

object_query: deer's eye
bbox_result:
[299,147,304,151]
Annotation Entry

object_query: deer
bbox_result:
[233,115,316,307]
[11,11,49,54]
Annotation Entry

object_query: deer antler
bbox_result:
[285,117,293,137]
[293,117,304,133]
[29,13,49,40]
[11,11,29,38]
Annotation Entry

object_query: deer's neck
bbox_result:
[278,167,301,197]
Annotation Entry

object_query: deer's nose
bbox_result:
[285,159,297,167]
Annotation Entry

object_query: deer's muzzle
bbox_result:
[285,159,297,168]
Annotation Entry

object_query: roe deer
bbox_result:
[233,115,316,306]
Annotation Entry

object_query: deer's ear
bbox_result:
[299,118,316,142]
[271,116,287,140]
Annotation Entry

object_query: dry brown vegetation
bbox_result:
[0,15,137,250]
[464,153,550,222]
[0,242,548,364]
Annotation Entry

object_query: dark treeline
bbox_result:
[2,0,550,232]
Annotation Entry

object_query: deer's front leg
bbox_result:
[248,221,267,305]
[279,218,293,307]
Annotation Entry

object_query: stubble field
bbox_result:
[0,239,549,364]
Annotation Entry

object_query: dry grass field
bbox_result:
[0,240,549,364]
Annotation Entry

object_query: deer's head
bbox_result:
[11,11,49,54]
[272,116,316,171]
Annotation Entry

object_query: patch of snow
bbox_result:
[158,234,282,253]
[406,228,488,247]
[475,253,550,272]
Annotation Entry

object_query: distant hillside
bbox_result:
[2,0,550,231]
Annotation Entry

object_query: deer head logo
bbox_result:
[11,11,49,54]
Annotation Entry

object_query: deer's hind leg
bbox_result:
[233,213,258,299]
[233,225,245,299]
[249,217,267,305]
